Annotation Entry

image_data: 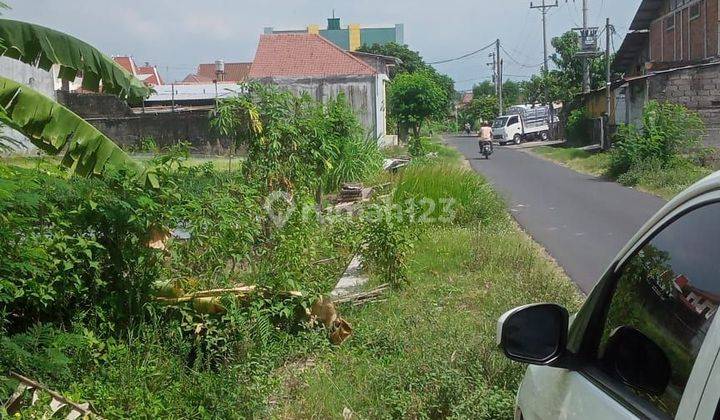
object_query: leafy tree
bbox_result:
[472,81,495,98]
[388,71,447,140]
[503,80,523,106]
[459,95,498,128]
[359,42,455,107]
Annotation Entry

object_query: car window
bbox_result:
[508,116,519,125]
[595,203,720,417]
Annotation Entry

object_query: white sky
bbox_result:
[5,0,642,90]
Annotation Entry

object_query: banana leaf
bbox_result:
[0,75,140,177]
[0,19,151,103]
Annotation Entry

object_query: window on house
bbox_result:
[666,15,675,31]
[690,4,701,20]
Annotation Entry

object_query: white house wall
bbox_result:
[0,57,57,153]
[254,75,384,142]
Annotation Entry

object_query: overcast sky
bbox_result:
[5,0,642,90]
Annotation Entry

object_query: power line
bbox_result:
[428,41,497,65]
[500,45,545,69]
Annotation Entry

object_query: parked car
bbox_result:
[497,171,720,419]
[492,105,551,145]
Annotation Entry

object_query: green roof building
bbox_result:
[264,17,404,51]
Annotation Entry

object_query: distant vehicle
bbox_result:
[492,105,551,145]
[497,172,720,419]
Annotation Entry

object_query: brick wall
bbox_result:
[649,0,718,64]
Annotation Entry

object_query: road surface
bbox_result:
[445,135,666,293]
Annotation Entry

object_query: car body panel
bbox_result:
[517,366,636,420]
[514,171,720,420]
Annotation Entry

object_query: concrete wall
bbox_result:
[83,110,229,153]
[254,75,384,140]
[0,57,57,153]
[618,63,720,148]
[56,91,229,152]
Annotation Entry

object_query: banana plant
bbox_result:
[0,18,151,102]
[0,17,158,183]
[0,75,158,185]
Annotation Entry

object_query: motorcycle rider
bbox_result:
[464,122,471,136]
[479,121,493,154]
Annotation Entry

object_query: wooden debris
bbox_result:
[333,284,390,306]
[310,297,353,345]
[154,285,302,315]
[4,372,101,418]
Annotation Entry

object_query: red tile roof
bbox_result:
[249,33,377,78]
[196,62,252,82]
[113,56,137,75]
[137,65,164,85]
[180,73,214,84]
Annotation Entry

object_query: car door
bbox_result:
[518,198,720,419]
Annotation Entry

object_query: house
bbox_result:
[112,56,164,86]
[264,16,404,52]
[248,33,393,143]
[614,0,720,76]
[581,0,720,147]
[181,61,252,84]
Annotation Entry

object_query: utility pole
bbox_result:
[487,52,496,88]
[531,0,558,138]
[498,58,504,115]
[582,0,590,93]
[604,17,613,150]
[496,39,503,115]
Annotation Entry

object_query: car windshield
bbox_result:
[493,118,508,128]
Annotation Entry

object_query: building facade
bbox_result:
[264,17,403,51]
[249,33,393,143]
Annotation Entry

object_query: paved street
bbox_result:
[445,135,667,293]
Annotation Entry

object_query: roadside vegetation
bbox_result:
[270,140,582,418]
[536,101,716,200]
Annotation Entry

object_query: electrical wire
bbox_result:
[428,41,497,65]
[500,45,545,69]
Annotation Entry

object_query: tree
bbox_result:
[0,18,152,177]
[358,42,455,108]
[459,95,498,129]
[503,80,523,106]
[388,71,447,139]
[472,81,495,98]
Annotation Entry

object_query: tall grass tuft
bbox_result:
[393,161,505,226]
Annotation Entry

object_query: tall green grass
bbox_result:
[393,161,505,226]
[273,143,582,418]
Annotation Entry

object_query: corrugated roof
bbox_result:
[249,33,377,78]
[629,0,664,30]
[612,31,649,72]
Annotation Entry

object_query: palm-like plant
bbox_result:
[0,11,152,177]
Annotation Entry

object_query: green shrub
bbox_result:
[360,204,414,288]
[565,107,593,146]
[608,101,705,178]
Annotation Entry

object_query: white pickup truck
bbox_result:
[492,105,551,145]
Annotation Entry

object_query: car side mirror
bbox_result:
[601,326,671,396]
[497,303,569,365]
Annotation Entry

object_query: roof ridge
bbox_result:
[310,33,378,75]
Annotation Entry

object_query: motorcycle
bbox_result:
[479,140,493,159]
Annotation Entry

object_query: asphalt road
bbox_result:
[445,135,667,293]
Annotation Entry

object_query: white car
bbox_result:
[497,170,720,419]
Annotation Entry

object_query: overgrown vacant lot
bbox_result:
[0,138,581,418]
[271,145,583,419]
